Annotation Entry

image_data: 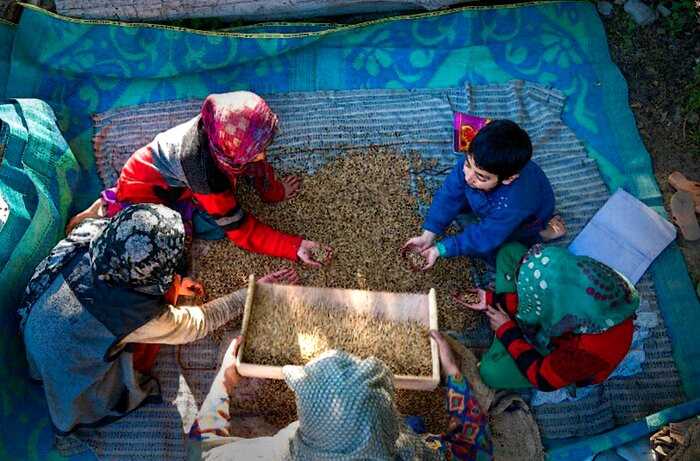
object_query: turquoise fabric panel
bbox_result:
[0,99,84,460]
[0,20,15,98]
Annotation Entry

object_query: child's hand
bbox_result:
[420,246,440,271]
[281,175,302,200]
[402,230,436,253]
[485,303,510,331]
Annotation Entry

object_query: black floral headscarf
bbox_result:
[90,204,185,296]
[19,204,185,333]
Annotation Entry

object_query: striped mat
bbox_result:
[78,81,684,459]
[53,0,462,21]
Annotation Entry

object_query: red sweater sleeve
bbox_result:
[193,190,302,261]
[244,160,286,203]
[495,319,634,391]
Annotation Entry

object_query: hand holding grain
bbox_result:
[402,230,436,253]
[453,288,487,311]
[420,246,439,271]
[297,240,333,268]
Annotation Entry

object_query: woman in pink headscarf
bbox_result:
[68,91,328,267]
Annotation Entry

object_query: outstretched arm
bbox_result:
[425,331,493,461]
[193,190,302,261]
[122,289,248,346]
[423,159,470,236]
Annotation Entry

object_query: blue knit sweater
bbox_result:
[424,158,555,258]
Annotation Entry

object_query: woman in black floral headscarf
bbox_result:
[19,203,297,435]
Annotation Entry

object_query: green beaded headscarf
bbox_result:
[496,243,639,350]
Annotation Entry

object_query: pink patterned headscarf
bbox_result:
[200,92,279,179]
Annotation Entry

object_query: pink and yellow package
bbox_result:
[453,112,490,153]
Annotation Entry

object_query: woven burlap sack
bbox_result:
[670,420,700,461]
[489,392,544,461]
[652,418,700,461]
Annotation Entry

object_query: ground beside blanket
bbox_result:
[602,2,700,287]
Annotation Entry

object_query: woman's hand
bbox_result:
[65,198,105,235]
[297,240,333,268]
[485,303,510,331]
[402,230,436,253]
[259,267,299,285]
[455,290,510,331]
[430,330,460,377]
[452,288,488,311]
[223,336,244,396]
[281,175,302,200]
[178,277,205,298]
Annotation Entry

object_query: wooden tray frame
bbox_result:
[235,275,440,391]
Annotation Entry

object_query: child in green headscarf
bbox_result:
[459,242,639,391]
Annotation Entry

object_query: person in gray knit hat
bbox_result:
[190,332,493,461]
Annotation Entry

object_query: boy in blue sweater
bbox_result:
[404,119,564,270]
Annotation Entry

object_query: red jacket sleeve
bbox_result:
[193,190,302,261]
[244,160,286,203]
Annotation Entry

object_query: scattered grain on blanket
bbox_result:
[229,378,297,430]
[193,148,481,332]
[396,387,450,434]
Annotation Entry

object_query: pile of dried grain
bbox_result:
[193,148,481,332]
[244,290,432,376]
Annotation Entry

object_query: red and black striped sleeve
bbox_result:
[495,321,561,391]
[487,289,633,391]
[495,320,632,391]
